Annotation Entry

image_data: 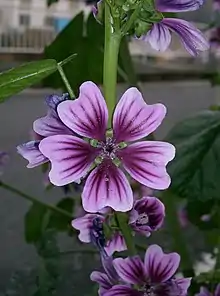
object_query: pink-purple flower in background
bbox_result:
[195,285,220,296]
[141,0,209,55]
[39,81,175,213]
[104,244,191,296]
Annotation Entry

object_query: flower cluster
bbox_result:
[18,82,189,295]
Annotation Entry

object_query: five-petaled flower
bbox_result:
[104,244,191,296]
[195,285,220,296]
[39,81,175,213]
[141,0,209,55]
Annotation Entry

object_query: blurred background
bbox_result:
[0,0,219,295]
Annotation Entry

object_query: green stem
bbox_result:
[57,64,75,99]
[116,212,136,255]
[103,2,121,126]
[120,36,139,87]
[0,181,73,219]
[163,191,195,277]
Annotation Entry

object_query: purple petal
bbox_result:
[142,23,171,52]
[215,284,220,296]
[175,278,191,295]
[113,256,146,285]
[71,213,100,243]
[155,0,203,12]
[39,135,98,186]
[58,81,108,141]
[17,141,48,168]
[131,196,165,235]
[195,287,211,296]
[161,18,209,56]
[113,87,166,142]
[144,244,180,283]
[118,141,175,190]
[105,232,127,256]
[82,160,133,213]
[33,110,72,137]
[105,286,142,296]
[90,271,112,296]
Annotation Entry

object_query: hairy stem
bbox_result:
[116,212,136,256]
[57,64,75,99]
[103,2,121,126]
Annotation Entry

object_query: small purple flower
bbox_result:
[72,213,127,256]
[0,151,9,175]
[141,0,209,56]
[195,285,220,296]
[129,196,165,237]
[39,81,175,213]
[17,93,71,168]
[91,256,120,296]
[105,244,191,296]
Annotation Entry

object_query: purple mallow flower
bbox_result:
[39,81,175,213]
[17,93,71,168]
[130,196,165,237]
[141,0,209,55]
[104,244,191,296]
[195,285,220,296]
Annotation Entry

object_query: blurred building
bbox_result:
[0,0,89,53]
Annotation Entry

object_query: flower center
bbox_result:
[136,213,149,226]
[102,137,118,159]
[140,280,182,296]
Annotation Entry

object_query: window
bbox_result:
[44,16,55,27]
[19,14,30,26]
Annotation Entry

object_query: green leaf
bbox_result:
[47,198,74,231]
[25,204,48,243]
[166,110,220,201]
[44,12,127,94]
[0,59,57,103]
